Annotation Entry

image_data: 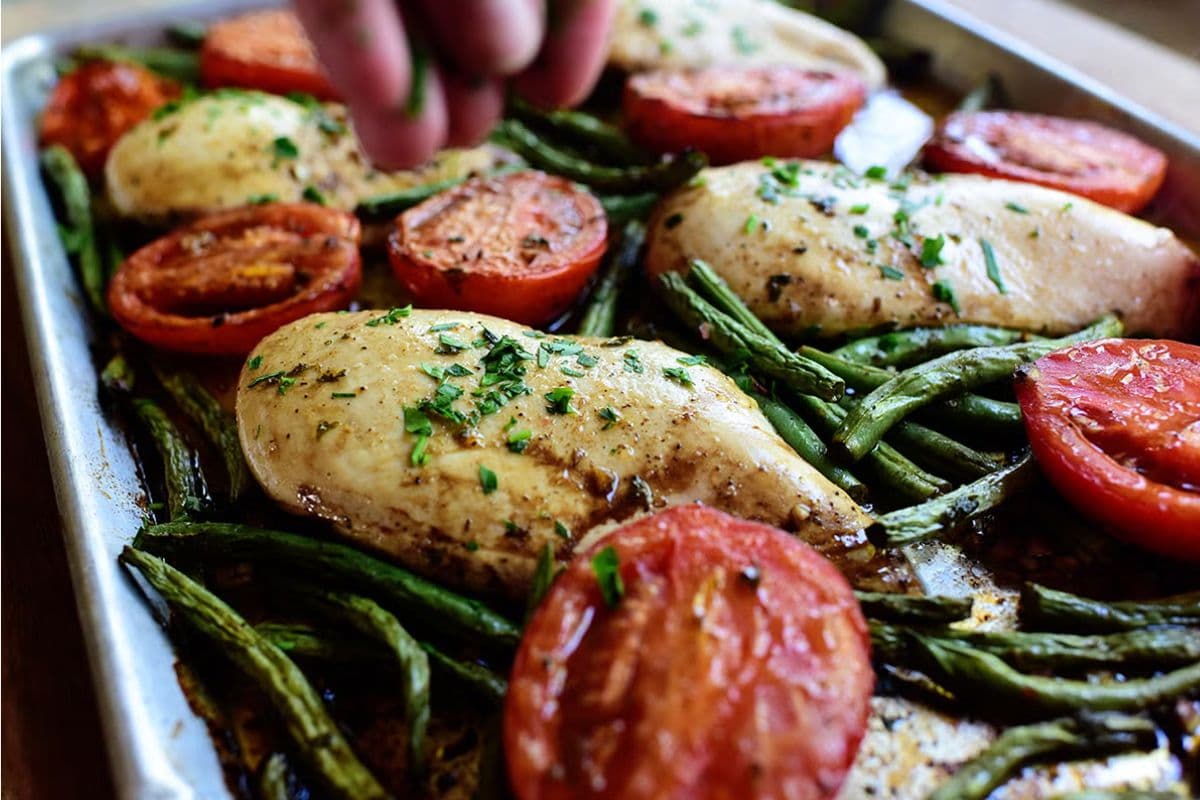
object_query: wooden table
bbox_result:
[1,2,1196,798]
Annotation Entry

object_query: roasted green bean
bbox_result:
[120,547,390,800]
[883,419,1003,481]
[509,97,648,165]
[153,366,250,502]
[258,753,295,800]
[831,324,1035,368]
[41,146,106,314]
[1021,584,1200,633]
[165,21,207,48]
[759,395,868,502]
[100,353,136,395]
[599,192,660,223]
[132,398,208,519]
[354,176,464,220]
[74,44,200,83]
[576,221,645,338]
[855,592,973,624]
[133,521,521,647]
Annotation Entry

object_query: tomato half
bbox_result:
[39,60,180,178]
[200,9,338,100]
[1015,339,1200,561]
[623,67,866,165]
[505,505,873,800]
[108,204,361,356]
[923,111,1168,214]
[388,171,607,326]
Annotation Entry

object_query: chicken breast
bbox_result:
[105,92,499,223]
[646,161,1200,338]
[237,310,910,598]
[608,0,886,89]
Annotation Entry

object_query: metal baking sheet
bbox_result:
[2,2,1197,798]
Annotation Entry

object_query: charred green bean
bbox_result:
[132,398,208,519]
[153,366,250,502]
[41,146,106,314]
[831,324,1035,368]
[1021,584,1200,633]
[576,221,644,338]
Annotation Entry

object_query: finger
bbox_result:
[293,0,410,109]
[348,66,449,169]
[421,0,544,77]
[513,0,616,108]
[442,75,506,148]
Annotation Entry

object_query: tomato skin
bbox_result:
[924,111,1167,214]
[200,9,338,100]
[505,505,873,800]
[107,204,361,356]
[39,60,180,177]
[388,171,608,326]
[623,67,866,165]
[1015,339,1200,561]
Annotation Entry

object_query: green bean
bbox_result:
[41,146,105,315]
[686,258,777,341]
[306,592,429,770]
[883,419,1003,481]
[120,547,390,800]
[259,752,294,800]
[153,366,250,503]
[871,453,1036,546]
[354,176,464,220]
[913,636,1200,718]
[759,396,867,502]
[659,273,844,400]
[928,714,1157,800]
[74,44,200,83]
[871,621,1200,672]
[509,97,648,165]
[794,394,950,502]
[259,622,508,703]
[133,521,521,647]
[1021,584,1200,633]
[103,236,126,281]
[165,21,208,49]
[576,221,645,337]
[831,324,1035,368]
[493,119,707,193]
[833,315,1123,460]
[527,542,558,620]
[475,716,508,800]
[132,398,209,519]
[100,353,136,395]
[600,192,661,223]
[855,592,973,624]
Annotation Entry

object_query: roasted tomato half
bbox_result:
[505,504,873,800]
[108,204,361,356]
[388,171,607,326]
[924,111,1168,214]
[1016,338,1200,561]
[623,66,866,165]
[200,9,338,100]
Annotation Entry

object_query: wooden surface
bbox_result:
[1,2,1196,799]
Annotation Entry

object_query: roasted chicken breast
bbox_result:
[646,161,1200,338]
[237,310,909,598]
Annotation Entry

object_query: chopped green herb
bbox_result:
[623,350,644,374]
[315,321,327,329]
[554,520,572,540]
[878,265,905,281]
[436,333,471,354]
[932,280,961,314]
[404,406,432,467]
[919,234,946,268]
[427,322,459,333]
[478,465,498,494]
[466,540,480,552]
[271,136,299,161]
[246,193,279,205]
[637,7,658,26]
[507,429,532,453]
[365,306,412,327]
[422,382,466,424]
[663,366,693,387]
[1029,227,1041,239]
[410,434,430,467]
[576,353,598,368]
[849,203,870,214]
[592,546,625,608]
[301,185,326,205]
[503,416,518,431]
[1061,201,1074,212]
[331,391,357,398]
[544,387,576,415]
[658,39,673,55]
[598,406,621,429]
[681,18,703,36]
[1004,201,1029,214]
[247,355,263,370]
[864,165,888,180]
[853,224,870,239]
[743,214,760,234]
[731,25,759,55]
[560,366,585,378]
[677,354,707,366]
[980,237,1007,293]
[527,543,558,615]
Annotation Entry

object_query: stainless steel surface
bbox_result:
[1,1,1197,798]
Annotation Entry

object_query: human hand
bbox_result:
[293,0,617,169]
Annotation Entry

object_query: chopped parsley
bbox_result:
[663,366,693,387]
[560,366,585,377]
[544,386,576,414]
[932,280,961,314]
[271,136,299,161]
[527,543,558,613]
[849,203,870,214]
[331,391,357,398]
[422,382,467,424]
[404,406,433,467]
[731,25,759,55]
[478,465,498,494]
[878,265,905,281]
[428,322,460,332]
[247,354,263,370]
[365,306,412,327]
[246,193,279,205]
[420,362,473,380]
[677,354,707,366]
[591,546,625,608]
[623,350,644,374]
[864,165,888,180]
[247,371,296,395]
[598,406,621,429]
[637,7,658,26]
[681,18,704,36]
[980,238,1007,294]
[554,520,572,540]
[576,353,598,368]
[743,214,760,234]
[436,333,471,354]
[466,540,480,552]
[853,224,870,239]
[301,185,326,205]
[919,234,946,268]
[507,429,532,453]
[1004,202,1029,214]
